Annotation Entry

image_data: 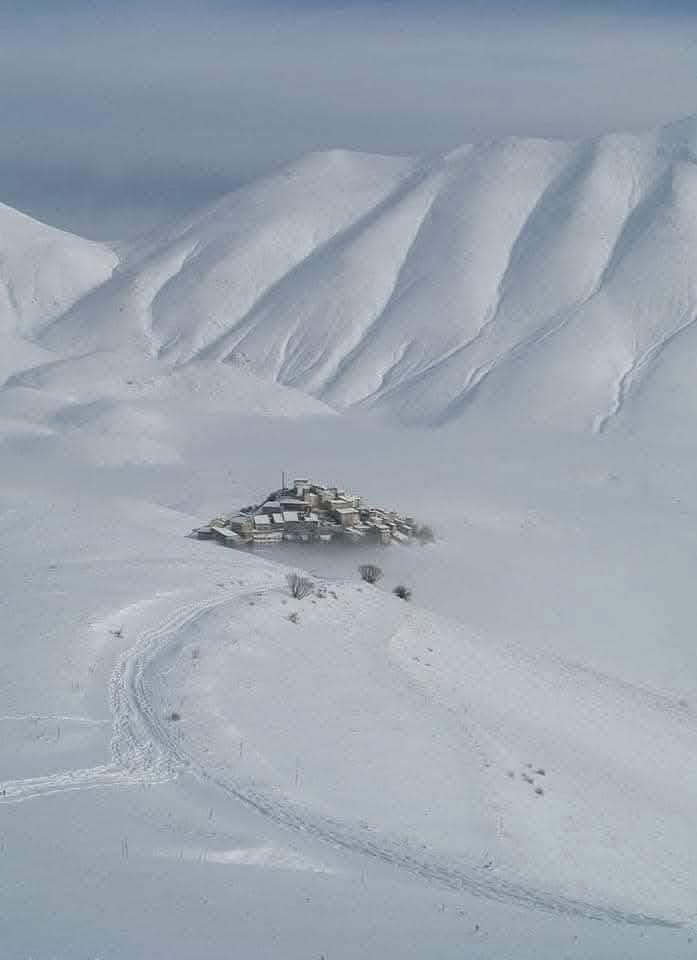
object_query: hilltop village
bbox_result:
[195,479,434,548]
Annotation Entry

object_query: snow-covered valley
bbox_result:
[3,118,697,958]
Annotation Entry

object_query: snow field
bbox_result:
[3,116,697,957]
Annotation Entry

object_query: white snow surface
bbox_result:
[0,201,116,341]
[20,116,697,435]
[3,119,697,958]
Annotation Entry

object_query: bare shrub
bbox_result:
[286,572,315,599]
[359,564,383,584]
[393,585,412,601]
[287,611,300,624]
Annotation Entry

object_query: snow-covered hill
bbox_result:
[0,202,117,386]
[10,116,696,432]
[0,201,116,341]
[157,579,697,923]
[4,119,697,958]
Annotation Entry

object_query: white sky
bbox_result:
[3,4,697,238]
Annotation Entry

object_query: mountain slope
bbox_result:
[40,150,417,360]
[9,117,697,432]
[0,202,117,340]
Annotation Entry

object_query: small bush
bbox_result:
[359,564,383,584]
[169,711,181,722]
[286,572,315,599]
[287,611,300,624]
[415,524,435,545]
[393,585,412,601]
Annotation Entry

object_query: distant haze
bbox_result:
[3,1,697,239]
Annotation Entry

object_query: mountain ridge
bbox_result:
[4,117,697,431]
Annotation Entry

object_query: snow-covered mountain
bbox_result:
[0,202,117,384]
[5,120,697,958]
[0,201,116,340]
[7,116,696,434]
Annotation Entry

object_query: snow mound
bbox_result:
[144,577,697,924]
[0,350,334,465]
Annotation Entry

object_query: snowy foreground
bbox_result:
[3,120,697,957]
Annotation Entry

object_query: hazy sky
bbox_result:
[3,1,697,239]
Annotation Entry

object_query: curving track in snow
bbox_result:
[0,584,681,928]
[111,591,682,927]
[0,593,235,803]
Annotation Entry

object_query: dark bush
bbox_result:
[286,572,315,599]
[359,564,383,584]
[393,585,412,601]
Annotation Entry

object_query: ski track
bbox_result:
[0,586,681,928]
[0,594,235,804]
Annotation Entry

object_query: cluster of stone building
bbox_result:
[195,479,425,548]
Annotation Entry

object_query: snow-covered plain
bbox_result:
[3,119,697,958]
